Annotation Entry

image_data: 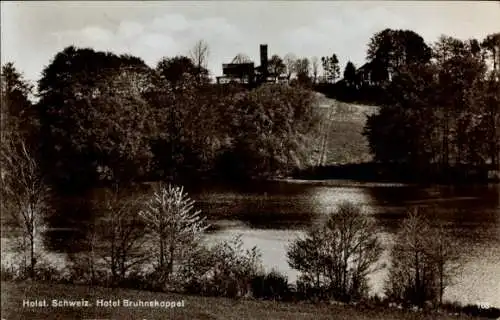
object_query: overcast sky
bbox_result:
[2,1,499,83]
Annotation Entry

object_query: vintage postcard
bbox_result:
[1,1,499,319]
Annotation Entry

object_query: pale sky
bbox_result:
[1,1,499,84]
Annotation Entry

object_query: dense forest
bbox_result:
[2,47,320,193]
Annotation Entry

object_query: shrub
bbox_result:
[1,259,65,283]
[181,235,263,298]
[251,269,291,301]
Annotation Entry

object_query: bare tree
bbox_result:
[1,62,47,279]
[97,188,150,285]
[288,201,383,301]
[426,224,461,306]
[311,56,320,84]
[66,219,102,285]
[138,184,209,287]
[1,133,49,278]
[386,208,432,307]
[189,39,210,81]
[295,58,311,86]
[386,207,461,307]
[283,53,297,81]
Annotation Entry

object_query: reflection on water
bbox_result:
[3,180,500,307]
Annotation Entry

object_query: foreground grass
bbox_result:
[1,281,485,320]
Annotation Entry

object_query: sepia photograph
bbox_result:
[0,1,499,319]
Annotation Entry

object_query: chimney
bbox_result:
[260,44,268,77]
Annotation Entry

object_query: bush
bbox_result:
[1,260,65,283]
[293,274,331,302]
[181,235,263,298]
[113,270,165,292]
[251,269,291,301]
[64,252,108,286]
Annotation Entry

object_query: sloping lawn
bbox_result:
[312,95,379,165]
[1,281,483,320]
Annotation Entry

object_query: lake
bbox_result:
[3,180,500,307]
[191,180,500,308]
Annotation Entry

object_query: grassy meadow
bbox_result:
[0,281,486,320]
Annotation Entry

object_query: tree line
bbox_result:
[1,44,320,194]
[363,30,500,182]
[3,29,498,187]
[217,29,499,183]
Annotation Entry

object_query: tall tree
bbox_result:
[1,134,49,279]
[481,32,500,70]
[268,54,286,82]
[283,53,297,81]
[295,58,311,86]
[321,54,340,84]
[311,56,320,84]
[482,32,500,78]
[364,34,495,182]
[433,36,489,170]
[386,207,461,307]
[1,63,47,279]
[1,63,35,142]
[37,46,155,190]
[189,39,210,82]
[156,55,207,86]
[364,61,440,172]
[343,61,357,87]
[366,29,431,85]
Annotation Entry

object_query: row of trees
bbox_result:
[288,203,460,307]
[228,51,349,86]
[1,63,49,279]
[1,46,320,193]
[363,31,500,181]
[229,29,499,91]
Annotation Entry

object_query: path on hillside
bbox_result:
[317,100,336,166]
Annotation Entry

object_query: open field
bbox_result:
[0,281,488,320]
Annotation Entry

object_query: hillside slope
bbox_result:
[311,93,379,166]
